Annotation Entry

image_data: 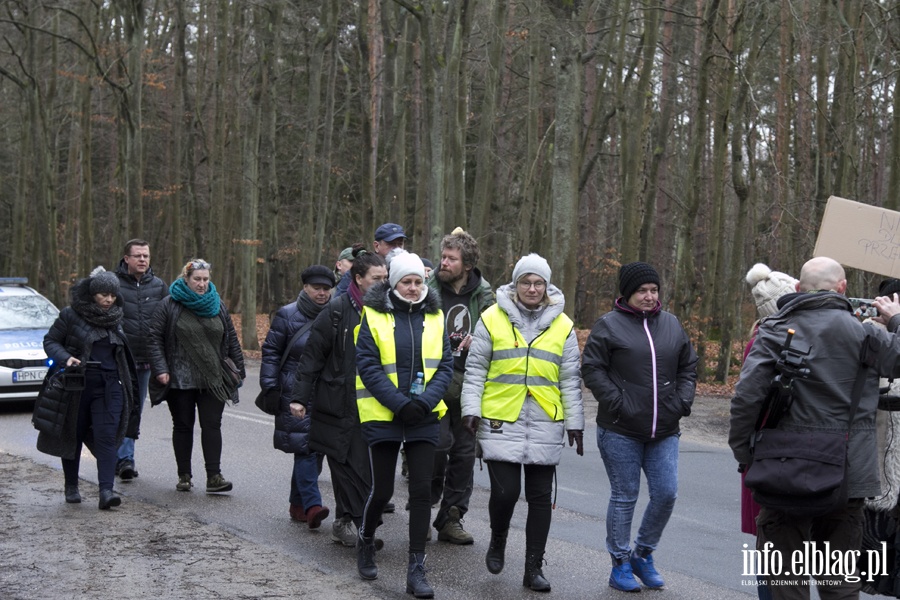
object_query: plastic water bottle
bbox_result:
[410,372,425,398]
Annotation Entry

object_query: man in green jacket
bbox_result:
[428,227,494,544]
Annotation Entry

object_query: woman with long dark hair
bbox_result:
[294,246,388,546]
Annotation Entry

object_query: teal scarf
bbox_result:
[170,278,221,318]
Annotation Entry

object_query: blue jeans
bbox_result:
[290,453,323,509]
[597,427,679,562]
[117,366,150,465]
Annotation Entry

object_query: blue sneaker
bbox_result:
[630,553,665,589]
[609,563,641,593]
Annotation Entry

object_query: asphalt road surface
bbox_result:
[0,359,761,599]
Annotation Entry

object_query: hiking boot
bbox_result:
[406,552,434,598]
[98,489,121,510]
[116,460,137,481]
[485,529,508,574]
[305,505,330,530]
[609,562,641,592]
[65,485,81,504]
[332,517,358,546]
[206,473,232,493]
[357,534,378,580]
[437,506,473,545]
[630,551,665,589]
[176,474,192,492]
[289,503,307,522]
[523,550,551,592]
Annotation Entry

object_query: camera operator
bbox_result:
[730,256,900,599]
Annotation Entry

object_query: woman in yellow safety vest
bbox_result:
[354,252,453,599]
[461,253,585,593]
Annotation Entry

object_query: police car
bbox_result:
[0,278,58,403]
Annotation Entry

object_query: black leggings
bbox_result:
[362,440,435,554]
[166,388,225,477]
[487,460,555,553]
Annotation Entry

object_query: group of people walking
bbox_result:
[34,226,701,598]
[35,240,245,510]
[257,223,698,598]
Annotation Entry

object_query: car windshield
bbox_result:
[0,295,58,329]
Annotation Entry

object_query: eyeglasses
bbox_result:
[517,280,546,290]
[191,260,211,270]
[128,254,150,260]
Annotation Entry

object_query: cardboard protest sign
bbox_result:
[814,196,900,278]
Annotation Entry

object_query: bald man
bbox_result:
[730,256,900,599]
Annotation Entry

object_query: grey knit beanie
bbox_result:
[89,267,120,296]
[512,253,551,285]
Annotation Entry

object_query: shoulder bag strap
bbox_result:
[277,319,315,374]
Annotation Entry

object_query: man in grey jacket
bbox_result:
[730,256,900,598]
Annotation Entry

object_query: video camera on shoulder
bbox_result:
[848,297,878,319]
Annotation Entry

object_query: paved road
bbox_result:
[0,360,756,599]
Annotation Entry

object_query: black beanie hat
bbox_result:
[619,262,660,300]
[879,279,900,298]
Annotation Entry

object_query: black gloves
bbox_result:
[567,430,584,456]
[398,401,428,425]
[462,415,481,437]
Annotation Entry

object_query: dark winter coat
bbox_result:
[355,282,453,446]
[146,296,245,405]
[35,279,139,459]
[731,292,900,499]
[114,260,168,363]
[427,267,494,372]
[582,298,698,442]
[294,293,361,462]
[261,296,320,455]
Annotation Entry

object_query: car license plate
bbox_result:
[13,368,47,383]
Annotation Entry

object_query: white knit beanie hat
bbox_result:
[389,252,426,288]
[746,263,798,318]
[512,253,551,285]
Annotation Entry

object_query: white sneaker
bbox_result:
[331,517,358,547]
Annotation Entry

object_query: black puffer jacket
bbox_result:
[582,298,698,441]
[294,293,361,462]
[36,278,139,459]
[147,296,245,405]
[115,260,168,363]
[261,295,323,455]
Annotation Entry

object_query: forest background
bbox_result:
[1,0,896,383]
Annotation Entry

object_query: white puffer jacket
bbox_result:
[461,283,584,465]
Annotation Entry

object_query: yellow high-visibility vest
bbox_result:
[355,308,448,422]
[478,304,573,421]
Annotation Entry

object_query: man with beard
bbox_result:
[428,227,494,544]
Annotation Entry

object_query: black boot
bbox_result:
[406,552,434,599]
[98,489,121,510]
[357,534,378,580]
[65,485,81,504]
[486,529,508,574]
[523,550,551,592]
